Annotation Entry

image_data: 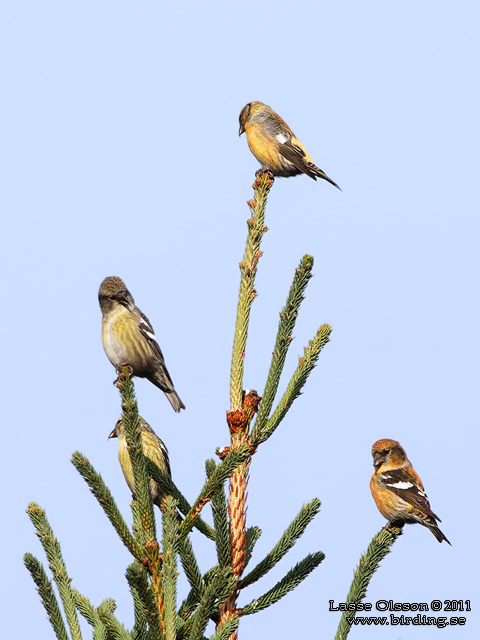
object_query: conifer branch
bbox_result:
[239,551,325,616]
[124,563,148,640]
[227,455,249,579]
[24,553,69,640]
[178,537,205,609]
[149,556,166,638]
[130,585,148,640]
[219,435,250,640]
[26,503,83,640]
[146,459,215,540]
[116,367,156,546]
[125,563,163,639]
[162,496,180,640]
[188,568,237,640]
[230,171,273,411]
[238,499,321,589]
[71,591,96,627]
[177,565,222,631]
[254,254,315,434]
[207,460,230,568]
[71,452,144,563]
[178,589,200,627]
[72,591,109,640]
[251,323,332,448]
[96,599,131,639]
[179,446,251,540]
[209,614,240,640]
[244,526,262,569]
[334,526,402,640]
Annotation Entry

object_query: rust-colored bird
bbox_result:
[370,438,451,544]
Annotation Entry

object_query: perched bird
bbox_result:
[109,416,171,509]
[370,438,451,544]
[99,276,185,412]
[238,101,340,189]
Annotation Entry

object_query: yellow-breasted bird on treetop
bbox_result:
[99,276,185,412]
[238,101,340,189]
[370,438,451,544]
[109,416,171,509]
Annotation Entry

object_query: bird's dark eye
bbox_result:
[383,449,390,455]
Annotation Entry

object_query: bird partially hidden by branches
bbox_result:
[109,416,172,509]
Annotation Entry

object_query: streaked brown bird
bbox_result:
[109,416,171,509]
[370,438,451,544]
[99,276,185,412]
[238,101,340,189]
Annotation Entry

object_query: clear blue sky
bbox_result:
[2,2,478,638]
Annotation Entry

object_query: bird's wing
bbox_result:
[277,138,305,162]
[137,312,166,361]
[277,139,319,179]
[378,468,441,521]
[157,436,172,477]
[137,310,176,388]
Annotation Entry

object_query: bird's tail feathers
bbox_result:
[149,371,186,412]
[307,162,341,190]
[428,521,451,545]
[166,390,186,413]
